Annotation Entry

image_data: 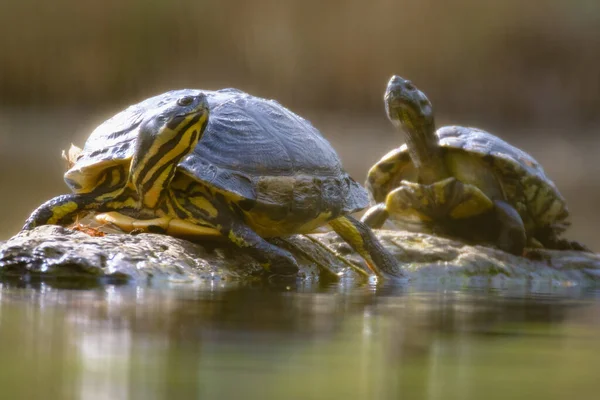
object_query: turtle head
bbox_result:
[384,76,445,181]
[385,75,434,134]
[139,92,209,145]
[130,92,210,209]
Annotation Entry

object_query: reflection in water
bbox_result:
[0,281,598,399]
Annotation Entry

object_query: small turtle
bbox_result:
[23,89,399,278]
[362,75,587,254]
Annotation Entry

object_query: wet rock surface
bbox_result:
[1,225,599,286]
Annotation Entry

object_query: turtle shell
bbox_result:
[65,88,367,219]
[366,125,569,231]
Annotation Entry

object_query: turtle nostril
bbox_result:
[389,75,405,86]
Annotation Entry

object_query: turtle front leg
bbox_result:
[361,203,390,229]
[223,220,300,275]
[493,199,527,255]
[329,215,402,279]
[170,193,300,276]
[22,193,99,231]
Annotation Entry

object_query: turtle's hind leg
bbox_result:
[493,199,527,255]
[533,227,592,253]
[22,194,98,231]
[361,203,390,229]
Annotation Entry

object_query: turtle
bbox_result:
[361,75,588,254]
[23,88,399,278]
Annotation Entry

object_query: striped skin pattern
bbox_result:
[23,94,210,229]
[130,111,206,210]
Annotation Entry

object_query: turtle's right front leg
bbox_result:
[171,193,300,276]
[220,219,300,275]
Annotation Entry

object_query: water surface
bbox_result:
[0,280,598,399]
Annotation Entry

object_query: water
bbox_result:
[0,280,598,399]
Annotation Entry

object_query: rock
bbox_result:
[322,230,600,286]
[0,225,361,283]
[1,225,599,286]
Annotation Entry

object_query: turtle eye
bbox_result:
[404,82,415,91]
[177,96,194,107]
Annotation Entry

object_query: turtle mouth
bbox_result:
[385,89,412,106]
[167,109,207,130]
[176,106,209,118]
[385,96,415,121]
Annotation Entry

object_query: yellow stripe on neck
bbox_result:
[130,113,204,210]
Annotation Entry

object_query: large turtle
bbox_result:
[362,75,587,254]
[23,88,399,278]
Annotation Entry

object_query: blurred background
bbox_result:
[1,0,599,247]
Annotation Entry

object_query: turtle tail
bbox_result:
[22,194,98,231]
